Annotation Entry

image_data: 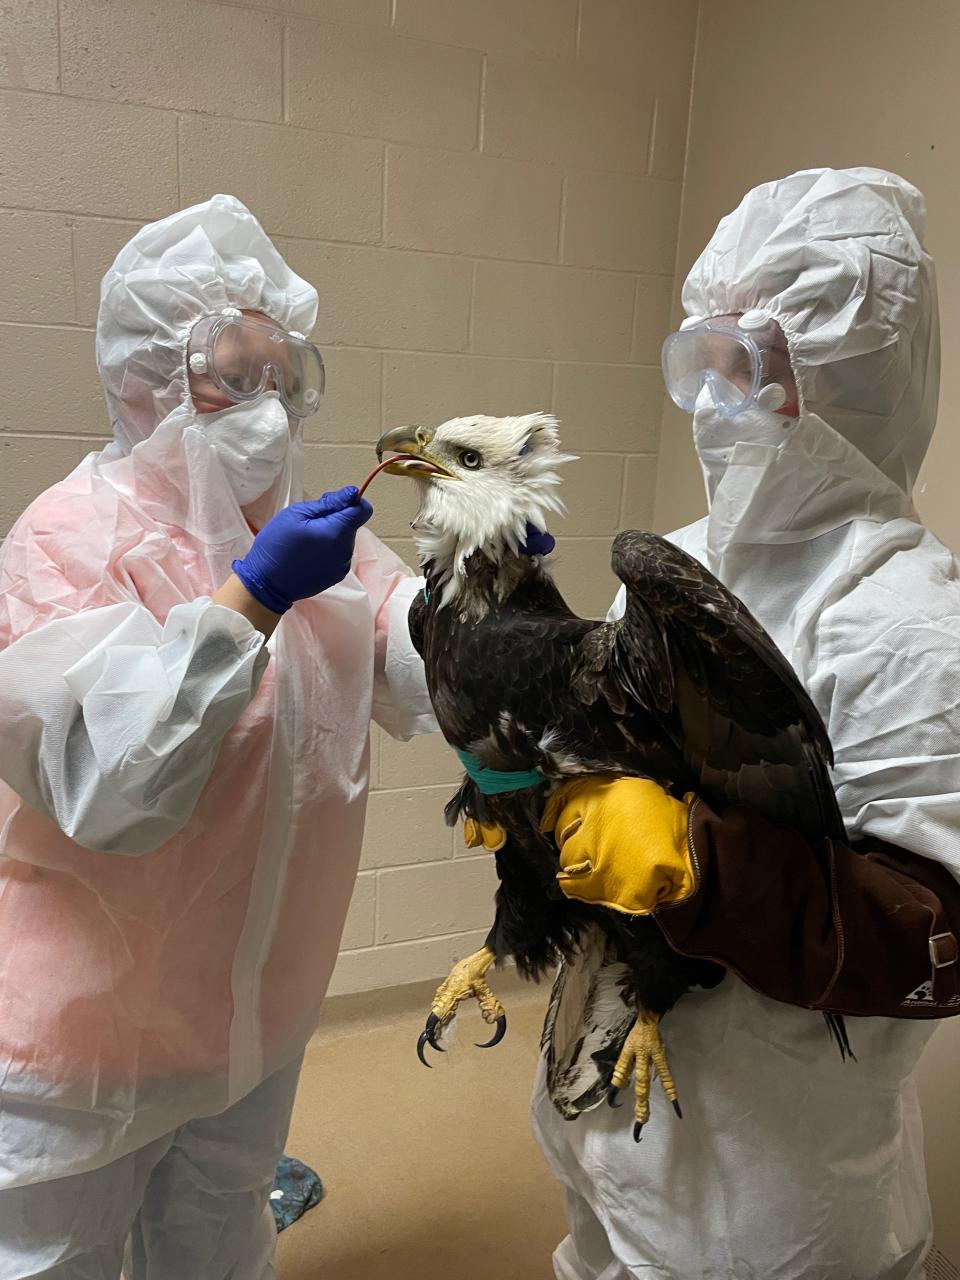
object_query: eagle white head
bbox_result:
[375,412,576,607]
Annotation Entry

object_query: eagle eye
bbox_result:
[458,448,483,470]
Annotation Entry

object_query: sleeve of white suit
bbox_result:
[814,595,960,884]
[0,599,269,855]
[607,585,627,623]
[352,528,438,740]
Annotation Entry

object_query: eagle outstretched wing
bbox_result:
[608,529,844,842]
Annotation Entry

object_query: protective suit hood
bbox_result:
[97,193,317,453]
[684,166,940,506]
[94,194,320,541]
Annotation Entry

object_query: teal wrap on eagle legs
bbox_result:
[453,746,545,796]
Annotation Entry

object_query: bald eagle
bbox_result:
[375,412,845,1132]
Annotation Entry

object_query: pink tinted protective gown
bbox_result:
[0,195,434,1187]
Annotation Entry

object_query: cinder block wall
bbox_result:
[0,0,697,994]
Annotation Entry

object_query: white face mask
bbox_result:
[197,393,291,506]
[693,386,794,504]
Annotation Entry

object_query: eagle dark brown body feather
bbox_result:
[409,530,843,1034]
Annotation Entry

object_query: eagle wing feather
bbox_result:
[608,529,844,841]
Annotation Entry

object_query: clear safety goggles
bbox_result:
[187,309,325,419]
[661,310,792,418]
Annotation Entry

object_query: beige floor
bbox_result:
[278,974,567,1280]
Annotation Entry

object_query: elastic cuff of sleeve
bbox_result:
[231,559,292,616]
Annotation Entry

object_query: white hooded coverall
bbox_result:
[534,168,960,1279]
[0,195,433,1278]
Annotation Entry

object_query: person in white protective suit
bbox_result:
[0,194,437,1278]
[533,168,960,1279]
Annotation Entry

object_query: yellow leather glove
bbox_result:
[463,816,507,852]
[540,776,696,915]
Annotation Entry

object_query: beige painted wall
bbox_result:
[0,0,697,995]
[657,1,960,1262]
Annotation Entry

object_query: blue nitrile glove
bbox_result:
[232,486,373,615]
[519,521,556,556]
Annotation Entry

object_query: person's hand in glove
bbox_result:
[230,486,373,618]
[540,775,696,915]
[519,521,556,557]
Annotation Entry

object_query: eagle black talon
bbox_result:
[416,1028,433,1068]
[672,1099,683,1119]
[417,1014,446,1067]
[633,1122,644,1143]
[606,1086,623,1109]
[424,1012,445,1051]
[475,1012,507,1049]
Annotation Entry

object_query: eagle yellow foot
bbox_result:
[607,1010,682,1141]
[417,946,507,1067]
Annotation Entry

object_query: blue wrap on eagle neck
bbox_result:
[453,747,545,796]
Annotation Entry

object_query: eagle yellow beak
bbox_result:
[375,425,457,481]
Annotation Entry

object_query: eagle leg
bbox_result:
[416,946,507,1068]
[606,1009,682,1141]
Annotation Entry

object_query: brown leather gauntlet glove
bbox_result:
[655,799,960,1018]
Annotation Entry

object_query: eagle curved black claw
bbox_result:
[633,1121,644,1143]
[416,1013,446,1067]
[672,1099,683,1120]
[475,1012,507,1049]
[606,1086,623,1109]
[416,1028,433,1068]
[424,1012,445,1051]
